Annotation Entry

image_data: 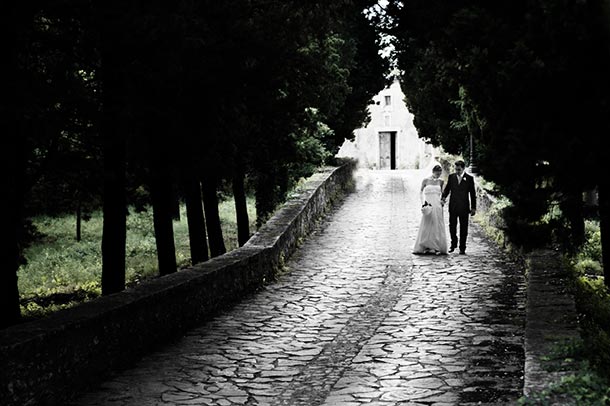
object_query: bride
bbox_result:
[413,164,448,255]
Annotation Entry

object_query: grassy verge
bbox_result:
[519,355,610,405]
[18,196,257,319]
[564,220,610,397]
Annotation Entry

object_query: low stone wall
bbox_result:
[523,250,580,400]
[0,160,356,406]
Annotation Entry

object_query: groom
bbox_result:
[441,160,476,254]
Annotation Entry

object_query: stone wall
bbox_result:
[0,160,356,406]
[523,250,580,401]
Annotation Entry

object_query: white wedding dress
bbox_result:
[413,184,448,254]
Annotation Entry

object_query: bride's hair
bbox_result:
[432,165,442,172]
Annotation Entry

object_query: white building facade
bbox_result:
[337,79,435,170]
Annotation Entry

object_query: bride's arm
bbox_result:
[440,178,448,205]
[420,179,427,204]
[441,176,450,200]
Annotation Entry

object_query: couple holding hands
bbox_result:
[413,160,477,256]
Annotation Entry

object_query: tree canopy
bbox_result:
[1,0,388,327]
[386,0,610,263]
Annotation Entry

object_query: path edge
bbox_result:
[0,159,356,406]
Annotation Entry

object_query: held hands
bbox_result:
[440,198,446,206]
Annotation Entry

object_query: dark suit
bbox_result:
[442,172,477,251]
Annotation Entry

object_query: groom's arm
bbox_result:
[469,175,477,213]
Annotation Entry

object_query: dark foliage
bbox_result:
[2,0,387,326]
[387,0,610,278]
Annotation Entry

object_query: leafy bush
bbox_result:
[476,176,499,196]
[575,259,603,277]
[571,275,610,375]
[519,369,610,406]
[580,221,602,264]
[520,339,610,405]
[435,151,461,176]
[486,195,511,228]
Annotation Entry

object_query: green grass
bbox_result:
[568,221,610,379]
[18,196,257,318]
[519,365,610,405]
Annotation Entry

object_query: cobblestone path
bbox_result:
[73,170,525,406]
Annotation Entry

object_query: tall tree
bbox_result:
[96,1,129,294]
[181,169,209,264]
[599,0,610,284]
[232,158,250,246]
[0,3,26,326]
[149,153,178,275]
[600,180,610,285]
[130,1,182,276]
[202,174,226,258]
[387,0,610,272]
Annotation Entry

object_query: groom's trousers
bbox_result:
[449,211,469,250]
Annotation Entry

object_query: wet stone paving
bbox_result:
[73,170,526,406]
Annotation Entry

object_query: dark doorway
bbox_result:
[379,131,397,170]
[390,132,396,169]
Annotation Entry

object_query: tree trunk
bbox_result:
[255,171,276,228]
[182,172,209,264]
[100,124,127,294]
[233,166,250,246]
[561,189,585,250]
[141,1,178,276]
[0,3,25,327]
[171,182,181,221]
[202,175,226,257]
[584,188,598,218]
[150,161,177,276]
[256,165,287,228]
[600,1,610,287]
[277,165,289,203]
[76,198,82,242]
[1,138,23,328]
[97,1,127,295]
[599,181,610,288]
